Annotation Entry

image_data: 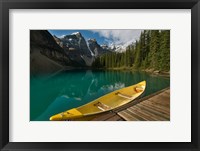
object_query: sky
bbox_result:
[48,30,142,47]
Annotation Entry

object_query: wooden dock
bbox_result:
[89,88,170,121]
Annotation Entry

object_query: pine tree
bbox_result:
[148,30,160,69]
[91,30,169,72]
[159,30,170,71]
[134,40,141,68]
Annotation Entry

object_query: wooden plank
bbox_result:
[127,107,155,121]
[141,100,169,112]
[140,101,170,115]
[139,104,170,118]
[149,94,169,102]
[164,89,170,94]
[135,104,170,120]
[149,98,170,106]
[142,100,170,111]
[153,93,169,98]
[91,112,116,121]
[146,100,170,108]
[118,109,147,121]
[128,107,158,121]
[106,115,123,121]
[132,105,168,121]
[117,88,170,121]
[117,118,125,121]
[125,109,147,121]
[113,88,170,113]
[150,93,170,101]
[118,110,139,121]
[90,88,170,121]
[163,91,170,96]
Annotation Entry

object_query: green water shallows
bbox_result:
[30,70,170,121]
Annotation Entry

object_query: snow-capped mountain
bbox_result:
[52,32,136,67]
[31,30,135,73]
[54,32,111,66]
[88,38,108,57]
[56,32,93,66]
[114,45,127,53]
[108,42,134,53]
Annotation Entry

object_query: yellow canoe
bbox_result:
[50,81,146,121]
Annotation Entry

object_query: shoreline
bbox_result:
[142,69,170,78]
[62,66,170,78]
[94,67,170,78]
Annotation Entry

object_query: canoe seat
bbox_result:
[94,102,111,111]
[134,86,145,93]
[115,92,133,100]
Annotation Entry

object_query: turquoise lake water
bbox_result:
[30,70,170,121]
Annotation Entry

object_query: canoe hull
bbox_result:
[50,81,146,121]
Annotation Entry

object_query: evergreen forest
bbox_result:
[92,30,170,72]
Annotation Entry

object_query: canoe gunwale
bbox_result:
[82,85,146,117]
[50,81,146,121]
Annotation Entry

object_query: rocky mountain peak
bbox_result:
[51,32,113,66]
[88,38,97,43]
[71,32,82,38]
[30,30,74,74]
[101,44,109,50]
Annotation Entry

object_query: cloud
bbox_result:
[91,29,142,46]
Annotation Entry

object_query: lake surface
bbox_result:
[30,70,170,121]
